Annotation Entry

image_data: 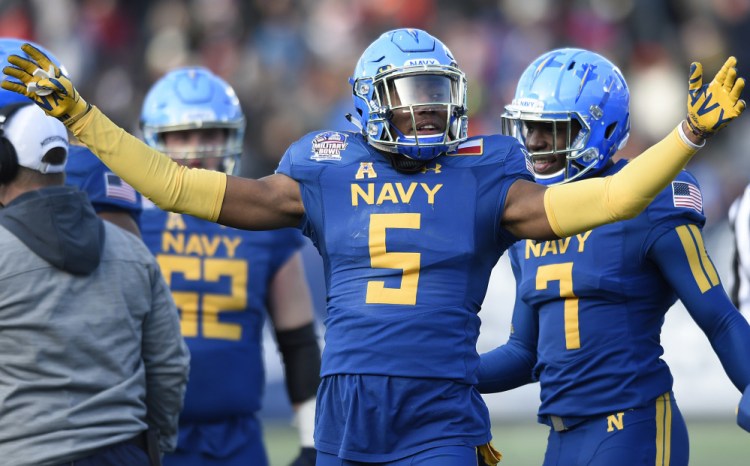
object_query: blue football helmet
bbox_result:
[140,67,245,174]
[0,38,68,106]
[502,48,630,185]
[350,28,468,161]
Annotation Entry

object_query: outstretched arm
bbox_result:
[502,57,745,240]
[1,43,304,230]
[649,223,750,431]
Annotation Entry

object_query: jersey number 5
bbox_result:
[536,262,581,350]
[366,213,421,305]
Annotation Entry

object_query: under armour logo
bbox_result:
[421,163,441,174]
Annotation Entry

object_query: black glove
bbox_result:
[289,447,317,466]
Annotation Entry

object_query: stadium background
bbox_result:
[3,0,750,463]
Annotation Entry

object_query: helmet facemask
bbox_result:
[353,65,468,161]
[146,123,244,175]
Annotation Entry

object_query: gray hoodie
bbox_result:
[0,186,189,466]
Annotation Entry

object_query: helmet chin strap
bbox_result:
[382,152,428,174]
[381,123,434,173]
[345,113,364,132]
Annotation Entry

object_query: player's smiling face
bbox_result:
[386,75,449,137]
[524,120,579,176]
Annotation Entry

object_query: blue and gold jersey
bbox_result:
[65,145,142,223]
[140,206,304,423]
[481,160,750,419]
[277,130,532,461]
[277,131,531,383]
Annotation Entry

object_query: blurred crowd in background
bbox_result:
[3,0,750,424]
[3,0,750,227]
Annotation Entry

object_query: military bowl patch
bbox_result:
[311,131,348,161]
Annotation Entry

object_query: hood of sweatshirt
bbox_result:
[0,186,105,275]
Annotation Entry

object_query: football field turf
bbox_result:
[263,418,749,465]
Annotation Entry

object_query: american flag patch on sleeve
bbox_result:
[672,181,702,212]
[105,172,137,203]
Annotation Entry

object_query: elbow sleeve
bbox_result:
[275,322,321,403]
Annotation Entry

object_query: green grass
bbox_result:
[264,418,749,465]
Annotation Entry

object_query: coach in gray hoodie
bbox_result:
[0,102,189,466]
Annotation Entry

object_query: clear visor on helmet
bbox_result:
[388,75,455,106]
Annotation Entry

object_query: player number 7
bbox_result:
[536,262,581,350]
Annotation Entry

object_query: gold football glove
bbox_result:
[686,56,746,139]
[1,43,90,126]
[477,441,503,466]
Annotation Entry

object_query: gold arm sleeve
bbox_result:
[69,106,226,222]
[544,126,699,238]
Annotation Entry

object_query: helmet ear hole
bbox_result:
[604,122,618,139]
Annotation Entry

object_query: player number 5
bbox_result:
[366,213,421,305]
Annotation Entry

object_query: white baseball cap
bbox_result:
[4,104,68,173]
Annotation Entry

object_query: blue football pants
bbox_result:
[542,392,688,466]
[316,444,479,465]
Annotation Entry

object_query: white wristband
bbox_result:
[292,397,316,448]
[678,120,706,150]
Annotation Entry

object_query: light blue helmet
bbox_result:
[502,48,630,185]
[140,67,245,174]
[350,28,468,161]
[0,38,67,106]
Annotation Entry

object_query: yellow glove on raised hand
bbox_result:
[1,43,90,126]
[686,56,746,139]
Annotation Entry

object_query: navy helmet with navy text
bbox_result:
[350,28,468,161]
[502,48,630,185]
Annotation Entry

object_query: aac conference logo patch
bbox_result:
[311,131,348,161]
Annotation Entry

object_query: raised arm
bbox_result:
[1,43,304,231]
[502,57,745,241]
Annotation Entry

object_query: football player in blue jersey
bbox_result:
[0,38,142,237]
[0,29,745,466]
[137,67,320,466]
[477,48,750,466]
